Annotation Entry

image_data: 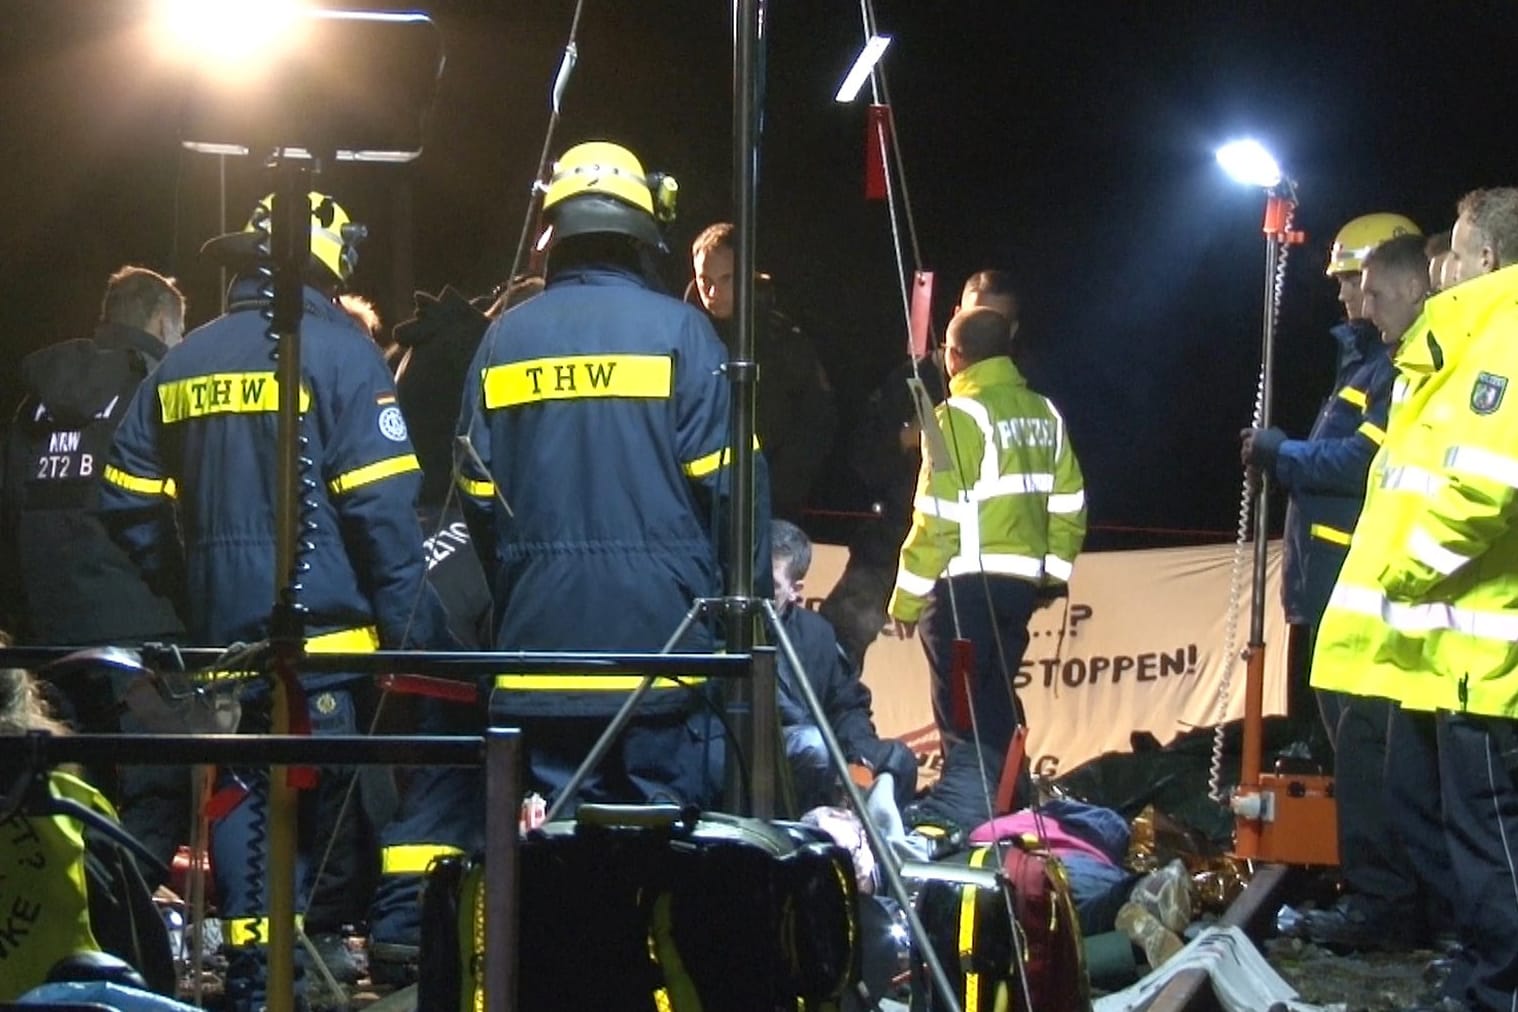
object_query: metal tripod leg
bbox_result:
[542,599,713,823]
[760,599,963,1012]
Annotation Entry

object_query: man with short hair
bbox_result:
[0,265,191,881]
[2,266,186,648]
[1317,186,1518,1010]
[688,221,835,522]
[888,306,1085,829]
[771,519,916,812]
[958,269,1018,323]
[1243,217,1432,952]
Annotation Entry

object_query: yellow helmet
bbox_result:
[201,191,368,286]
[1326,212,1421,276]
[540,141,677,249]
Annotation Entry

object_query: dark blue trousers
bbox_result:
[915,575,1035,827]
[1437,711,1518,1012]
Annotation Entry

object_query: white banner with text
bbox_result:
[805,541,1288,779]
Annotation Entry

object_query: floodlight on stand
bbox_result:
[1214,140,1330,868]
[834,34,892,103]
[158,0,307,68]
[1215,138,1283,190]
[176,9,445,164]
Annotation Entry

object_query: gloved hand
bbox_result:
[1239,427,1287,471]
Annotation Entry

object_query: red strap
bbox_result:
[865,105,891,200]
[950,638,974,733]
[378,672,480,704]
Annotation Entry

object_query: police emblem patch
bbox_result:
[378,405,408,441]
[1471,371,1508,415]
[315,692,338,715]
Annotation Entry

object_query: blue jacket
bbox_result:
[775,604,880,764]
[1275,319,1393,625]
[458,264,767,716]
[100,280,452,651]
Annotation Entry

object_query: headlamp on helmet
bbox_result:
[539,141,676,250]
[202,191,367,286]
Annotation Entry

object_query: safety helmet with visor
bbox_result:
[539,141,677,251]
[201,191,368,287]
[1326,213,1421,276]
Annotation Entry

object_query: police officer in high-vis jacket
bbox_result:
[457,141,761,809]
[887,306,1086,829]
[1317,187,1518,1010]
[100,191,454,1010]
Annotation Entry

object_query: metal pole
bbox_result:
[267,162,312,1012]
[483,728,522,1012]
[1241,229,1280,793]
[727,0,762,633]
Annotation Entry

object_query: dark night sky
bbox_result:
[3,1,1517,548]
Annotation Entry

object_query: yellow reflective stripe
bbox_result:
[458,474,495,498]
[483,354,672,409]
[381,843,464,875]
[1337,385,1368,409]
[648,892,702,1012]
[681,436,763,478]
[492,674,699,691]
[193,626,378,681]
[159,372,309,423]
[1309,523,1352,546]
[307,625,380,653]
[960,847,993,1011]
[224,914,304,947]
[1358,421,1386,446]
[103,464,177,499]
[328,453,420,495]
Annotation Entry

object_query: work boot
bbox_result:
[367,941,420,988]
[308,932,362,985]
[225,945,311,1012]
[1298,897,1423,953]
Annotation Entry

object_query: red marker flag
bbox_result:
[865,104,891,201]
[910,270,934,359]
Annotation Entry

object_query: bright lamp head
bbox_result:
[1216,139,1283,189]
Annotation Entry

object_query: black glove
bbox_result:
[1240,427,1287,472]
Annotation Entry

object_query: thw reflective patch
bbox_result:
[159,372,310,423]
[482,354,672,408]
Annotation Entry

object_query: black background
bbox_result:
[3,1,1516,546]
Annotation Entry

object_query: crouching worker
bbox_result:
[0,666,175,1001]
[771,520,917,814]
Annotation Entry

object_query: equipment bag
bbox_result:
[418,804,861,1012]
[910,836,1091,1012]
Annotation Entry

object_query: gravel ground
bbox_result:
[1263,936,1443,1011]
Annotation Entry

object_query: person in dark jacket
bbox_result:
[99,191,455,1010]
[2,266,186,648]
[771,519,916,813]
[457,142,766,809]
[1243,218,1444,954]
[687,221,836,524]
[366,281,531,985]
[0,266,190,866]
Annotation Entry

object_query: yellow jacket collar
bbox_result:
[948,355,1025,398]
[1422,262,1518,359]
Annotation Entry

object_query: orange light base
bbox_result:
[1232,772,1339,867]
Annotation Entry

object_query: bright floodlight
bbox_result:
[1216,139,1283,189]
[158,0,307,68]
[835,35,892,103]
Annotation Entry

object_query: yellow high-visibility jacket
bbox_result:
[1313,263,1518,717]
[887,356,1086,624]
